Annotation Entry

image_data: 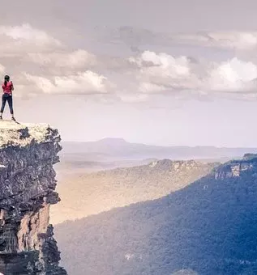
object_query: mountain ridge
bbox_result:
[51,158,218,224]
[60,138,257,160]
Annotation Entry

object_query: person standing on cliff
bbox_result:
[0,75,15,121]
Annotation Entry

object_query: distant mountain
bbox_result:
[55,154,257,275]
[51,159,218,224]
[60,138,257,161]
[55,157,158,177]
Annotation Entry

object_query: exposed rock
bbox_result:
[214,154,257,180]
[0,121,66,274]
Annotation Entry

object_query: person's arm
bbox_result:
[11,81,14,91]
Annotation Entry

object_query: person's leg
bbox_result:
[0,95,7,119]
[7,95,14,119]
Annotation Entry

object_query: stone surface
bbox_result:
[0,121,66,274]
[214,153,257,180]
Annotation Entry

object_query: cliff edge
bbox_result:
[0,121,67,274]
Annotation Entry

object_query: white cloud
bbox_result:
[129,51,200,92]
[131,51,190,75]
[26,50,97,70]
[0,24,62,47]
[138,52,191,84]
[0,24,115,97]
[128,51,257,98]
[139,82,166,93]
[1,23,257,102]
[23,71,112,96]
[206,58,257,92]
[0,24,63,56]
[16,49,257,100]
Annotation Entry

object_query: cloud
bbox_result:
[174,31,257,51]
[138,82,166,94]
[18,48,257,101]
[25,50,98,75]
[25,51,134,75]
[95,26,161,47]
[100,26,257,53]
[129,51,200,92]
[0,24,62,47]
[1,23,257,102]
[0,24,63,56]
[0,24,115,97]
[22,71,113,96]
[128,51,257,98]
[205,58,257,93]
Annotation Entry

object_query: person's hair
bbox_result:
[4,75,10,87]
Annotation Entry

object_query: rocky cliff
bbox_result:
[0,121,67,274]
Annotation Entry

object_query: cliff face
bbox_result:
[0,121,67,274]
[214,153,257,180]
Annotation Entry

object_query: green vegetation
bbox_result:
[54,157,257,274]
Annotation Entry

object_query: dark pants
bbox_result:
[1,94,13,115]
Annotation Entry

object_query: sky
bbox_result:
[1,0,257,146]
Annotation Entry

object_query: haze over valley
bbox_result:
[55,138,257,175]
[51,139,257,274]
[53,148,257,275]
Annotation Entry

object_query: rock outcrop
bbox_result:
[0,121,66,274]
[214,153,257,180]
